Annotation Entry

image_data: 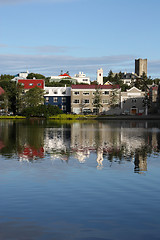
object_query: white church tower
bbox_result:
[97,68,103,85]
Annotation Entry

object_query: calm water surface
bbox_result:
[0,120,160,240]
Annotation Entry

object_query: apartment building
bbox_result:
[44,86,71,113]
[71,85,121,114]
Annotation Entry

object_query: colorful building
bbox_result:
[44,87,71,113]
[18,79,44,90]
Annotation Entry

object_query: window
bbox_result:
[73,99,79,104]
[37,83,41,86]
[45,90,49,94]
[83,99,89,104]
[62,105,66,111]
[53,97,58,103]
[54,91,57,94]
[21,83,24,86]
[103,91,109,95]
[74,91,79,95]
[45,97,49,102]
[29,83,33,86]
[83,92,89,95]
[99,74,101,76]
[62,91,66,94]
[103,99,109,104]
[62,97,66,103]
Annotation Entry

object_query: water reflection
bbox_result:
[0,120,160,173]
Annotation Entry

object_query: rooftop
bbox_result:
[71,84,120,89]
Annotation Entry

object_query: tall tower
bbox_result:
[97,68,103,85]
[135,58,147,77]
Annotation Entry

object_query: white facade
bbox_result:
[19,71,29,79]
[73,72,90,84]
[121,87,145,115]
[97,68,103,85]
[44,86,71,97]
[12,71,29,82]
[50,76,65,80]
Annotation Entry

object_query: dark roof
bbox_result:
[71,84,120,89]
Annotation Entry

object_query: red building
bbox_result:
[0,87,5,95]
[18,79,44,89]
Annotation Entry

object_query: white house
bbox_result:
[12,71,29,82]
[121,87,145,115]
[73,72,90,84]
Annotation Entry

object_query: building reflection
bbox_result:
[0,120,159,172]
[134,152,147,174]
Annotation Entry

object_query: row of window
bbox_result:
[73,99,109,104]
[73,91,110,95]
[21,83,41,86]
[45,97,66,103]
[45,90,66,95]
[123,99,143,103]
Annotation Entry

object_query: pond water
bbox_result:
[0,120,160,240]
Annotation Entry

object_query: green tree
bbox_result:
[93,87,103,114]
[21,105,63,118]
[0,74,14,81]
[109,87,119,108]
[0,81,18,114]
[134,72,152,91]
[27,73,45,79]
[24,87,45,108]
[108,70,113,81]
[16,83,25,113]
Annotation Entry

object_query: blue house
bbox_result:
[44,87,71,113]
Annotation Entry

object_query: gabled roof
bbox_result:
[0,87,5,95]
[59,73,71,78]
[71,84,120,89]
[127,87,143,93]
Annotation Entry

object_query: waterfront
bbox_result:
[0,120,160,240]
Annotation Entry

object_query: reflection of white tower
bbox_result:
[97,68,103,85]
[96,148,104,169]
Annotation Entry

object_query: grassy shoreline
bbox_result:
[0,114,160,120]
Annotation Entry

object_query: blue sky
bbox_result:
[0,0,160,79]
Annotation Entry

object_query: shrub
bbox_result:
[21,104,63,118]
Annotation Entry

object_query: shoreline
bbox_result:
[0,115,160,120]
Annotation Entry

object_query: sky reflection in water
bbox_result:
[0,120,160,240]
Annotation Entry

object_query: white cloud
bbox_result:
[0,53,135,78]
[0,0,81,5]
[20,45,70,53]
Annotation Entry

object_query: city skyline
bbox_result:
[0,0,160,79]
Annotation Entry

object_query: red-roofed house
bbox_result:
[0,87,5,96]
[71,84,121,114]
[50,72,74,83]
[59,73,71,78]
[18,79,44,90]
